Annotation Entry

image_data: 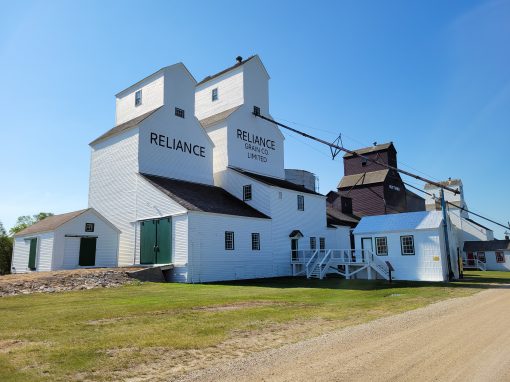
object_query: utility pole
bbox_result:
[440,189,454,281]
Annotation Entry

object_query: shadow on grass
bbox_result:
[210,275,510,291]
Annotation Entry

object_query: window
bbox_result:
[135,90,142,106]
[253,106,261,116]
[175,107,185,118]
[375,237,388,256]
[297,195,304,211]
[243,185,252,201]
[212,88,218,101]
[278,191,283,199]
[251,233,260,251]
[310,237,317,250]
[85,223,95,233]
[361,159,367,167]
[477,251,486,263]
[319,237,325,250]
[225,231,234,250]
[400,235,415,255]
[496,251,505,263]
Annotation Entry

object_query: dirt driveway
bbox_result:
[181,287,510,382]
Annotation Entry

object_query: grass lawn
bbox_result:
[0,271,507,381]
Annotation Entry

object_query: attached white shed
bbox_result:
[353,211,460,282]
[11,209,120,273]
[463,240,510,271]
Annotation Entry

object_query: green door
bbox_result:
[140,218,172,264]
[28,238,37,269]
[156,218,172,264]
[140,220,157,264]
[79,238,97,266]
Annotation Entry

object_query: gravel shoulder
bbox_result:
[180,287,510,382]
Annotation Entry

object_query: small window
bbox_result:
[253,106,261,116]
[319,237,326,250]
[361,159,367,167]
[251,233,260,251]
[212,88,218,101]
[243,185,252,201]
[310,237,317,250]
[400,235,415,255]
[297,195,304,211]
[278,191,283,199]
[225,231,235,250]
[496,251,505,263]
[375,237,388,256]
[85,223,95,232]
[175,107,185,118]
[477,251,486,263]
[135,90,142,106]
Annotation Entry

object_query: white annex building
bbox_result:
[85,55,350,282]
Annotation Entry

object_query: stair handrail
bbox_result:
[319,250,332,279]
[367,250,391,279]
[305,250,319,278]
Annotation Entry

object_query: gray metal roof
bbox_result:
[354,211,443,234]
[337,169,389,189]
[326,206,360,227]
[231,167,322,196]
[343,142,394,158]
[463,240,510,252]
[140,173,270,219]
[90,107,162,146]
[199,106,240,128]
[14,209,89,237]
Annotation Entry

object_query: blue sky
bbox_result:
[1,0,509,237]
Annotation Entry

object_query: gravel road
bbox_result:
[180,287,510,382]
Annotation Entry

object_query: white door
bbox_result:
[361,237,373,262]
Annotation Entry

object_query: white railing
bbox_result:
[463,258,486,271]
[318,250,332,279]
[305,250,320,278]
[291,249,317,264]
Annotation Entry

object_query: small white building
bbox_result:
[463,240,510,271]
[353,211,460,281]
[11,209,119,273]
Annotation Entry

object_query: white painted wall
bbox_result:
[12,232,54,273]
[206,121,229,174]
[355,229,446,281]
[195,66,244,121]
[138,105,214,185]
[477,251,510,271]
[116,70,165,126]
[52,210,119,270]
[187,212,272,282]
[89,128,139,266]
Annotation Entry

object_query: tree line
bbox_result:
[0,213,53,275]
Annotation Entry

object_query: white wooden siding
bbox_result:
[206,122,229,174]
[187,212,272,283]
[53,209,119,270]
[89,128,139,266]
[195,66,244,121]
[116,70,165,125]
[11,232,54,273]
[170,214,189,282]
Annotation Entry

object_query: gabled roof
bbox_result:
[90,107,162,146]
[337,169,389,189]
[14,209,89,237]
[463,240,510,252]
[199,106,241,128]
[353,211,443,235]
[197,56,256,86]
[231,167,322,196]
[140,173,269,219]
[326,206,360,228]
[343,142,394,158]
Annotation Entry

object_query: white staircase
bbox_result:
[296,249,392,280]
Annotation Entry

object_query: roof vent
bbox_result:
[373,141,377,146]
[236,56,243,64]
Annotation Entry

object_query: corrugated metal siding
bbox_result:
[89,128,139,266]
